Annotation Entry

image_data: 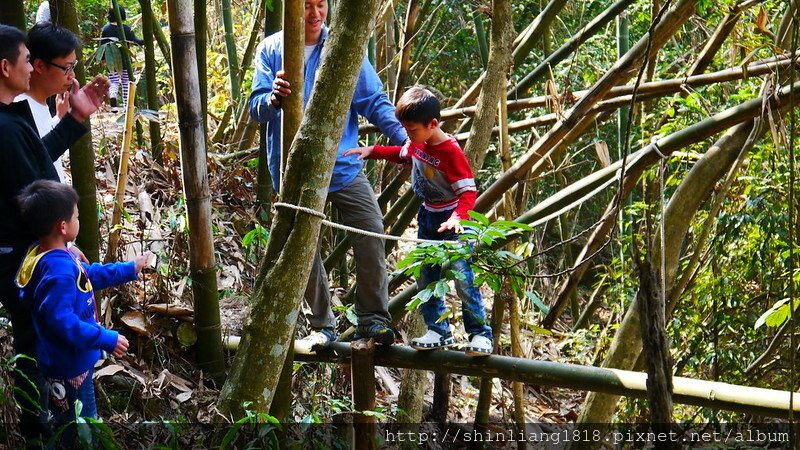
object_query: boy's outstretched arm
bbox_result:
[343,146,374,160]
[83,251,153,291]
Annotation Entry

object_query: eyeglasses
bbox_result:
[46,60,78,75]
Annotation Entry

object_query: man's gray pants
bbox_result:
[305,172,391,328]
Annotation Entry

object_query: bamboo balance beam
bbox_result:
[294,342,800,419]
[221,335,800,417]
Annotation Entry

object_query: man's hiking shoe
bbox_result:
[354,323,395,345]
[410,330,455,350]
[295,328,336,354]
[465,335,493,357]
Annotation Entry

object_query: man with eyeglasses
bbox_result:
[14,23,81,183]
[0,24,108,445]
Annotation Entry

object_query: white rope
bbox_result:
[273,145,660,250]
[272,202,463,245]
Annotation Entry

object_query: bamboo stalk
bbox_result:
[167,0,225,383]
[308,343,800,418]
[221,0,241,102]
[140,0,163,163]
[106,81,137,262]
[281,0,304,188]
[393,0,421,103]
[352,339,377,450]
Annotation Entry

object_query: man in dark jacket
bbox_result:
[0,24,108,443]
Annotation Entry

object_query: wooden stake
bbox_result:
[351,339,377,450]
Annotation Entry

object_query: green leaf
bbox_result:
[433,280,450,298]
[468,210,490,225]
[526,291,550,314]
[437,309,452,324]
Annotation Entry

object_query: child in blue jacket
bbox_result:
[15,180,150,436]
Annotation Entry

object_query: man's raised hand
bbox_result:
[68,76,110,122]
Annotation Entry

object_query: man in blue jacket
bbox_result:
[249,0,407,351]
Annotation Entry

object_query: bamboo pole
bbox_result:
[352,339,377,450]
[221,0,241,102]
[50,0,102,262]
[166,0,225,383]
[140,0,171,68]
[226,335,800,419]
[106,81,137,262]
[281,0,304,189]
[393,0,421,103]
[140,0,162,163]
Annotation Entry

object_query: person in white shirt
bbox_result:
[15,23,81,183]
[36,2,51,24]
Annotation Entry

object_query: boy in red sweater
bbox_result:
[344,86,492,356]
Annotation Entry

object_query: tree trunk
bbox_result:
[50,0,101,262]
[218,0,382,417]
[0,0,24,29]
[637,258,675,439]
[462,0,514,172]
[140,0,163,163]
[166,0,225,383]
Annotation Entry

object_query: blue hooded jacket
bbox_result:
[16,247,137,379]
[249,25,408,192]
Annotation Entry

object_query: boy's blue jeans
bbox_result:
[416,207,493,339]
[48,369,97,446]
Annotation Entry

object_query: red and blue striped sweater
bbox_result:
[372,136,476,219]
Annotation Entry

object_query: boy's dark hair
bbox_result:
[395,85,441,125]
[17,180,79,239]
[27,22,81,63]
[107,6,127,22]
[0,24,26,64]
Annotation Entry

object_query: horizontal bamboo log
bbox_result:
[292,342,800,418]
[221,336,800,417]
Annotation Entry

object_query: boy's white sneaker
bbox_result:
[465,335,493,356]
[410,330,455,350]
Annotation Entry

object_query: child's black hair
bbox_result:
[395,85,441,125]
[17,180,79,238]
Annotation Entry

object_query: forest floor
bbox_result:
[0,107,594,448]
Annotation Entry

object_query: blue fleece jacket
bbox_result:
[16,247,137,379]
[248,25,408,192]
